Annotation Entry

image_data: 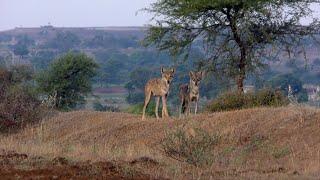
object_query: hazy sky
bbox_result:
[0,0,156,31]
[1,1,319,31]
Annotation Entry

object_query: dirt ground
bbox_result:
[0,150,162,179]
[1,106,320,179]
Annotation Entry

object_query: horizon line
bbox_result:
[0,25,150,32]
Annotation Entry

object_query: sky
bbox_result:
[0,0,156,31]
[1,0,319,31]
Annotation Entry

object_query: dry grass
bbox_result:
[1,106,320,179]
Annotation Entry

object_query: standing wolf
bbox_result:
[179,71,204,117]
[142,67,175,120]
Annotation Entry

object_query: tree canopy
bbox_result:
[37,52,98,110]
[144,0,320,92]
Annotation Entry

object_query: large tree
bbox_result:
[144,0,320,92]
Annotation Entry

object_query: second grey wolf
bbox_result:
[142,67,175,120]
[179,71,204,117]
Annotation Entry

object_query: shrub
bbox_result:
[268,73,308,103]
[0,66,44,133]
[126,102,156,117]
[125,92,144,104]
[93,102,106,111]
[93,101,120,112]
[161,128,220,167]
[207,89,289,112]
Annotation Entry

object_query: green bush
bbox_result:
[127,102,156,117]
[207,89,289,112]
[36,52,98,110]
[161,128,220,167]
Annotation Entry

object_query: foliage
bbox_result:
[207,89,289,112]
[84,33,138,49]
[0,34,12,42]
[127,102,157,117]
[0,56,6,68]
[268,73,308,102]
[36,52,98,110]
[0,66,43,133]
[30,51,57,70]
[46,31,81,51]
[12,43,29,57]
[162,127,220,167]
[100,58,127,84]
[93,101,106,111]
[125,67,158,104]
[144,0,320,92]
[126,92,145,105]
[16,34,35,46]
[12,35,35,57]
[93,101,120,112]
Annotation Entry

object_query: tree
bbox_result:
[144,0,320,92]
[37,52,98,110]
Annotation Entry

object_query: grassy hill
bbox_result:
[1,106,320,179]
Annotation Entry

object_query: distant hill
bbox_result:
[0,26,146,39]
[0,26,173,83]
[0,26,320,104]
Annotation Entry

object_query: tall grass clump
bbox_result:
[161,128,220,167]
[207,89,289,112]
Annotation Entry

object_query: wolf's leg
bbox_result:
[188,101,191,116]
[195,100,198,115]
[179,99,184,119]
[142,91,152,120]
[161,95,169,118]
[155,96,160,119]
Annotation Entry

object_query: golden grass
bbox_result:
[1,106,320,179]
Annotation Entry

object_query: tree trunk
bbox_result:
[227,10,246,93]
[236,71,245,93]
[236,47,246,93]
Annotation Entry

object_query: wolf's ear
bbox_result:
[171,68,175,73]
[189,71,194,78]
[161,67,164,74]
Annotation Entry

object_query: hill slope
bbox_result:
[1,106,320,179]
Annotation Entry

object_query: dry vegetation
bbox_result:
[1,106,320,179]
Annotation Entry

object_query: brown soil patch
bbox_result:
[0,150,160,179]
